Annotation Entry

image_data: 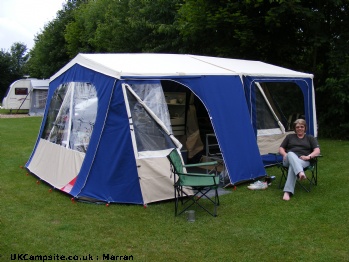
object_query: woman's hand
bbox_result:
[299,155,311,161]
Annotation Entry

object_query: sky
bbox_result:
[0,0,65,52]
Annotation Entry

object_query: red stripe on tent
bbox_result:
[61,177,77,193]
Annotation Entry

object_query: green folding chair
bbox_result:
[167,149,220,217]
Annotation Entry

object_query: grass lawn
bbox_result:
[0,117,348,261]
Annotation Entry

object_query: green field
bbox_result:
[0,117,348,261]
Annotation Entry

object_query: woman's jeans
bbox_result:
[283,152,310,195]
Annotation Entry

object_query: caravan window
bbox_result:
[41,82,98,153]
[15,88,28,95]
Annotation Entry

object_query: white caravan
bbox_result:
[2,78,49,115]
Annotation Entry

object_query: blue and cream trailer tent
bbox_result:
[26,54,317,204]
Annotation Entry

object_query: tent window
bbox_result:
[257,82,304,131]
[129,83,172,133]
[41,82,98,152]
[125,87,176,152]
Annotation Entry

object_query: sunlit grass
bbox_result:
[0,117,348,261]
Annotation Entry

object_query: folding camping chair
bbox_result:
[278,155,321,192]
[167,149,220,217]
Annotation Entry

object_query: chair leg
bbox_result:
[194,187,219,217]
[214,188,220,216]
[174,185,179,216]
[175,186,219,217]
[175,186,198,216]
[174,185,186,216]
[216,188,220,206]
[278,167,287,189]
[303,169,317,192]
[297,179,311,192]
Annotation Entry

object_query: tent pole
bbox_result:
[66,84,75,148]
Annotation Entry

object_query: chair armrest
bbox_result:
[178,172,216,177]
[309,154,322,165]
[183,161,218,168]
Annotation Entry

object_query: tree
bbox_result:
[0,42,29,100]
[26,0,83,78]
[65,0,112,56]
[314,0,349,139]
[0,50,14,100]
[177,0,316,66]
[10,42,29,74]
[64,0,183,55]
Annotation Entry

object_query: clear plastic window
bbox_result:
[42,82,98,152]
[125,85,176,152]
[256,82,304,131]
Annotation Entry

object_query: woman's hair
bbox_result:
[293,118,307,131]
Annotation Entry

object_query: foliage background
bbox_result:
[1,0,348,139]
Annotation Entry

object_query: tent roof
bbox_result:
[50,53,313,81]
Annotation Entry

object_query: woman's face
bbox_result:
[295,124,306,136]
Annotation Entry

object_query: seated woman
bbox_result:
[279,119,320,201]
